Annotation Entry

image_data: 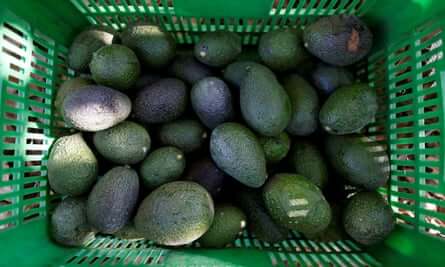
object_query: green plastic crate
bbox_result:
[0,0,445,266]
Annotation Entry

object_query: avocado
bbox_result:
[135,181,214,246]
[235,188,288,243]
[210,122,267,188]
[240,65,291,136]
[140,146,185,190]
[343,192,395,245]
[159,120,207,153]
[319,83,378,134]
[258,29,306,71]
[198,204,247,248]
[68,26,115,72]
[90,44,140,91]
[55,77,92,114]
[263,173,331,235]
[93,121,151,164]
[87,166,140,234]
[303,15,373,66]
[325,135,390,190]
[51,197,95,246]
[48,133,98,196]
[121,23,176,69]
[312,63,354,96]
[63,85,131,132]
[185,158,227,198]
[283,74,319,136]
[191,77,234,129]
[258,132,290,164]
[290,140,328,189]
[169,55,213,84]
[194,31,242,67]
[133,78,187,124]
[114,222,144,241]
[223,61,265,88]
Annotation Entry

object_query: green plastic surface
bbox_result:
[0,0,445,266]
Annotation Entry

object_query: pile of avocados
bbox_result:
[49,15,395,249]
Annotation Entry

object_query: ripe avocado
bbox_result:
[343,192,395,245]
[194,31,242,67]
[169,55,213,84]
[62,85,132,132]
[133,73,162,91]
[134,181,214,246]
[121,23,176,69]
[303,15,373,66]
[263,173,331,235]
[325,135,390,190]
[140,146,185,190]
[198,204,247,248]
[48,133,98,196]
[89,44,140,91]
[319,83,378,134]
[235,188,288,243]
[312,63,354,96]
[133,78,187,124]
[51,197,95,246]
[68,26,115,72]
[87,166,140,234]
[258,29,306,71]
[191,77,234,129]
[185,158,227,198]
[283,74,319,136]
[93,121,151,164]
[210,122,267,188]
[258,132,291,164]
[240,65,291,136]
[290,140,328,189]
[55,77,92,114]
[159,120,207,153]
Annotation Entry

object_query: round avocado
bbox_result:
[210,122,267,188]
[90,44,140,91]
[343,192,395,245]
[263,173,331,235]
[48,133,98,196]
[133,78,187,124]
[62,85,132,132]
[191,77,234,129]
[51,197,95,247]
[134,181,214,246]
[93,121,151,164]
[159,120,207,153]
[194,31,242,67]
[325,135,390,190]
[140,146,186,190]
[198,204,247,248]
[258,29,307,71]
[87,166,140,234]
[121,23,176,69]
[303,15,373,66]
[320,83,378,135]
